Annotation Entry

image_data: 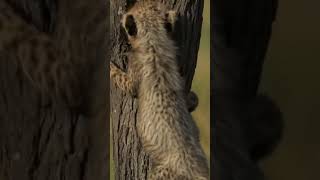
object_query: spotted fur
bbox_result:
[110,1,209,179]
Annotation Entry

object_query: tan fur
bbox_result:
[111,1,209,179]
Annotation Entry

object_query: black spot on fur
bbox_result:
[125,14,137,36]
[164,22,172,33]
[164,13,172,33]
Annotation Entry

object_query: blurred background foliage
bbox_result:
[110,0,210,178]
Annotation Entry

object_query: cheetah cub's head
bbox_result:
[121,1,177,45]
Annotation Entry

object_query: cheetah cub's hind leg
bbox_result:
[148,166,208,180]
[148,167,190,180]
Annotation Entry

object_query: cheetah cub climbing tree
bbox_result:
[110,1,209,179]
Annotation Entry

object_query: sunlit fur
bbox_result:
[110,1,209,179]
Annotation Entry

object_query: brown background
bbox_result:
[260,0,320,179]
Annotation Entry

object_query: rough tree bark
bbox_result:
[110,0,204,179]
[0,1,109,180]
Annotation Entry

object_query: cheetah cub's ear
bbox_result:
[124,14,138,36]
[164,10,177,33]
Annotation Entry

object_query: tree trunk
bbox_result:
[212,0,279,179]
[110,0,204,179]
[0,1,109,180]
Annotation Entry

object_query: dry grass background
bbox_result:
[110,0,210,178]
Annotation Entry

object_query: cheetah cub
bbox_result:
[110,1,209,180]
